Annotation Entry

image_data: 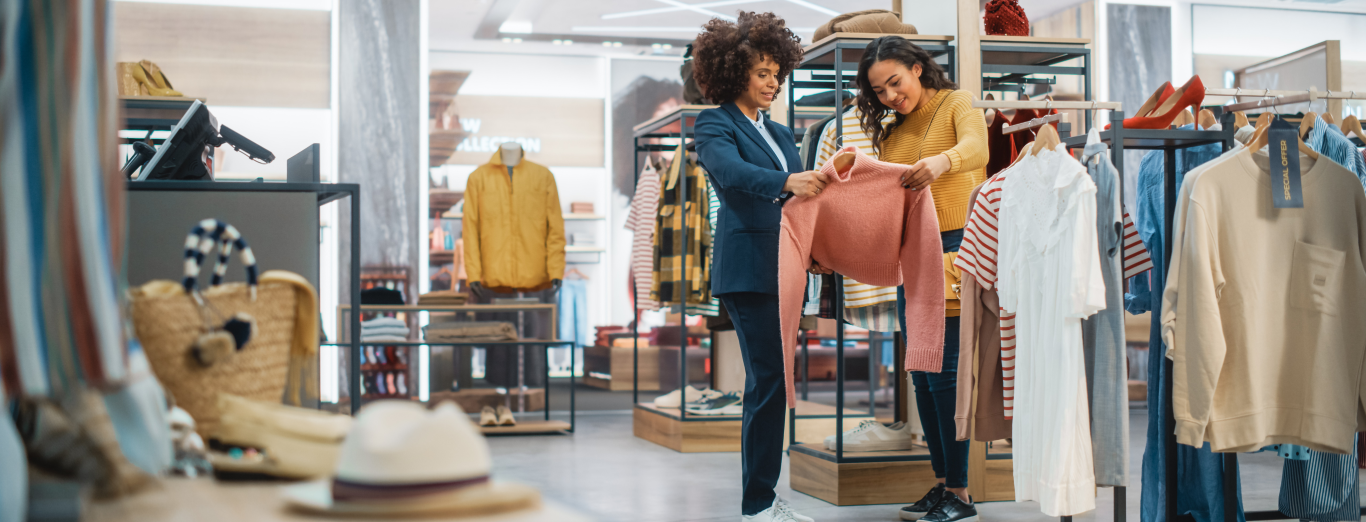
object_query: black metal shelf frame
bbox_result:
[630,106,719,423]
[981,42,1092,129]
[322,337,577,433]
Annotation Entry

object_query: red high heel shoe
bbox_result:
[1107,81,1174,129]
[1122,76,1204,130]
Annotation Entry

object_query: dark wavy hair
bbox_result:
[855,36,958,155]
[691,12,803,104]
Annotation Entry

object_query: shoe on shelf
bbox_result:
[496,405,516,426]
[653,385,721,408]
[742,497,806,522]
[824,420,916,452]
[479,406,498,427]
[920,494,977,522]
[685,392,743,415]
[775,497,814,522]
[138,60,182,97]
[1119,76,1205,130]
[899,483,949,521]
[1108,81,1174,129]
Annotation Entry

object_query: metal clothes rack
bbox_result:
[978,37,1093,129]
[781,34,957,464]
[629,106,716,424]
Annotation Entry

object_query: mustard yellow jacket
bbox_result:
[462,150,566,293]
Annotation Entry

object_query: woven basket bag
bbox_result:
[130,220,308,437]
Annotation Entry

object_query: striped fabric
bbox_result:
[183,219,257,297]
[625,163,660,311]
[1279,440,1360,522]
[0,0,128,396]
[816,108,900,308]
[956,173,1153,419]
[844,301,900,333]
[684,181,719,317]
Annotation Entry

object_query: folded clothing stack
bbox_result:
[595,325,628,347]
[423,321,518,343]
[570,202,594,214]
[361,316,410,342]
[417,290,469,306]
[569,232,596,246]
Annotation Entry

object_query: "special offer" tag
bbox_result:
[1267,118,1303,209]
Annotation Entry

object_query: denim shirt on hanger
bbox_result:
[1128,123,1246,522]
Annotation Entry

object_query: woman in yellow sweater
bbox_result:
[857,35,987,522]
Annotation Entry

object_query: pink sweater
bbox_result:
[778,146,946,406]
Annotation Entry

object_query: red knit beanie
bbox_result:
[984,0,1030,37]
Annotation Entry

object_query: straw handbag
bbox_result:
[129,219,318,437]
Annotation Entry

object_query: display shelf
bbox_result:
[565,245,605,253]
[633,402,742,452]
[429,188,463,213]
[324,340,570,347]
[632,104,716,138]
[583,344,659,391]
[430,388,546,412]
[478,419,572,435]
[799,33,954,70]
[430,249,455,264]
[979,36,1091,126]
[1061,128,1230,150]
[789,440,1015,506]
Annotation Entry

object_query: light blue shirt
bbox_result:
[749,112,788,171]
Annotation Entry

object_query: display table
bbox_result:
[86,478,592,522]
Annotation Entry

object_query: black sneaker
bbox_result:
[921,494,978,522]
[899,484,948,520]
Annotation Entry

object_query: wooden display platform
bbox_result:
[790,440,1014,506]
[633,400,875,453]
[582,344,659,391]
[429,388,545,412]
[479,419,571,436]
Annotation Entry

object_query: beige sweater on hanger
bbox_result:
[1161,146,1366,455]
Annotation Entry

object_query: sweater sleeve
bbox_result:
[901,188,947,372]
[544,171,567,281]
[941,92,990,176]
[955,272,980,441]
[1161,201,1226,448]
[463,171,484,284]
[695,109,790,200]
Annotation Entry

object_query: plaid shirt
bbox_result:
[652,147,713,306]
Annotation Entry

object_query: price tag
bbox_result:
[1267,118,1303,209]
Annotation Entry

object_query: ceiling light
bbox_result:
[552,39,562,45]
[512,38,523,44]
[502,37,512,43]
[662,43,673,50]
[613,42,623,47]
[563,40,573,45]
[602,41,612,47]
[652,43,662,50]
[499,20,533,34]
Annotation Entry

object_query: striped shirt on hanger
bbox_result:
[956,173,1153,419]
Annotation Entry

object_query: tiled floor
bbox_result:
[485,408,1360,522]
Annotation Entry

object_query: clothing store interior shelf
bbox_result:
[632,104,716,137]
[632,400,869,453]
[1060,128,1230,150]
[119,95,206,139]
[789,440,1014,506]
[84,478,590,522]
[979,36,1091,128]
[323,340,572,346]
[479,419,572,436]
[799,33,954,70]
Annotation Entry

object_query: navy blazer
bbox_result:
[695,101,802,296]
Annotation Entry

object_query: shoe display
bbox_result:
[496,405,516,426]
[1108,81,1174,129]
[1119,76,1205,130]
[742,498,804,522]
[479,406,498,427]
[684,392,742,415]
[775,497,814,522]
[823,420,916,452]
[138,60,183,97]
[900,484,948,521]
[920,494,977,522]
[652,385,721,408]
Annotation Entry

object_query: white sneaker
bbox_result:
[653,385,720,408]
[775,496,815,522]
[742,498,807,522]
[823,420,916,452]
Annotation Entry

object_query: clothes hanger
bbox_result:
[565,267,589,280]
[984,93,996,125]
[1030,122,1060,156]
[830,150,856,173]
[1340,110,1365,143]
[1173,108,1195,127]
[1234,111,1250,129]
[1248,115,1320,161]
[1198,108,1218,130]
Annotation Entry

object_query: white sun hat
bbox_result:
[282,400,539,517]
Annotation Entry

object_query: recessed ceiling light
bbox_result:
[652,43,661,50]
[512,38,523,44]
[602,41,612,47]
[499,21,533,34]
[563,40,573,45]
[613,42,623,47]
[502,37,512,43]
[662,43,673,50]
[552,39,561,45]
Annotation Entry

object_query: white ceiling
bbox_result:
[430,0,892,56]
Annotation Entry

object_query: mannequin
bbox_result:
[468,142,561,299]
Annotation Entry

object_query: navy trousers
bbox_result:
[720,292,787,516]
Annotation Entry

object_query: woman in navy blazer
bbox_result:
[690,12,828,522]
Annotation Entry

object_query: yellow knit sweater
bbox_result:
[877,89,988,231]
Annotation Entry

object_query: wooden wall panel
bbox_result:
[114,3,329,108]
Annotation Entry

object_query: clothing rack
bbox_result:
[1003,111,1066,134]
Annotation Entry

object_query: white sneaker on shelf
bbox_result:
[823,420,916,452]
[653,385,721,408]
[775,496,815,522]
[742,498,806,522]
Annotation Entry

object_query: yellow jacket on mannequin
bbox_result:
[462,147,566,293]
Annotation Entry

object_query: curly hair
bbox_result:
[690,12,803,104]
[855,36,958,155]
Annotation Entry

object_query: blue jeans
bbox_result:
[557,279,590,348]
[897,228,969,489]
